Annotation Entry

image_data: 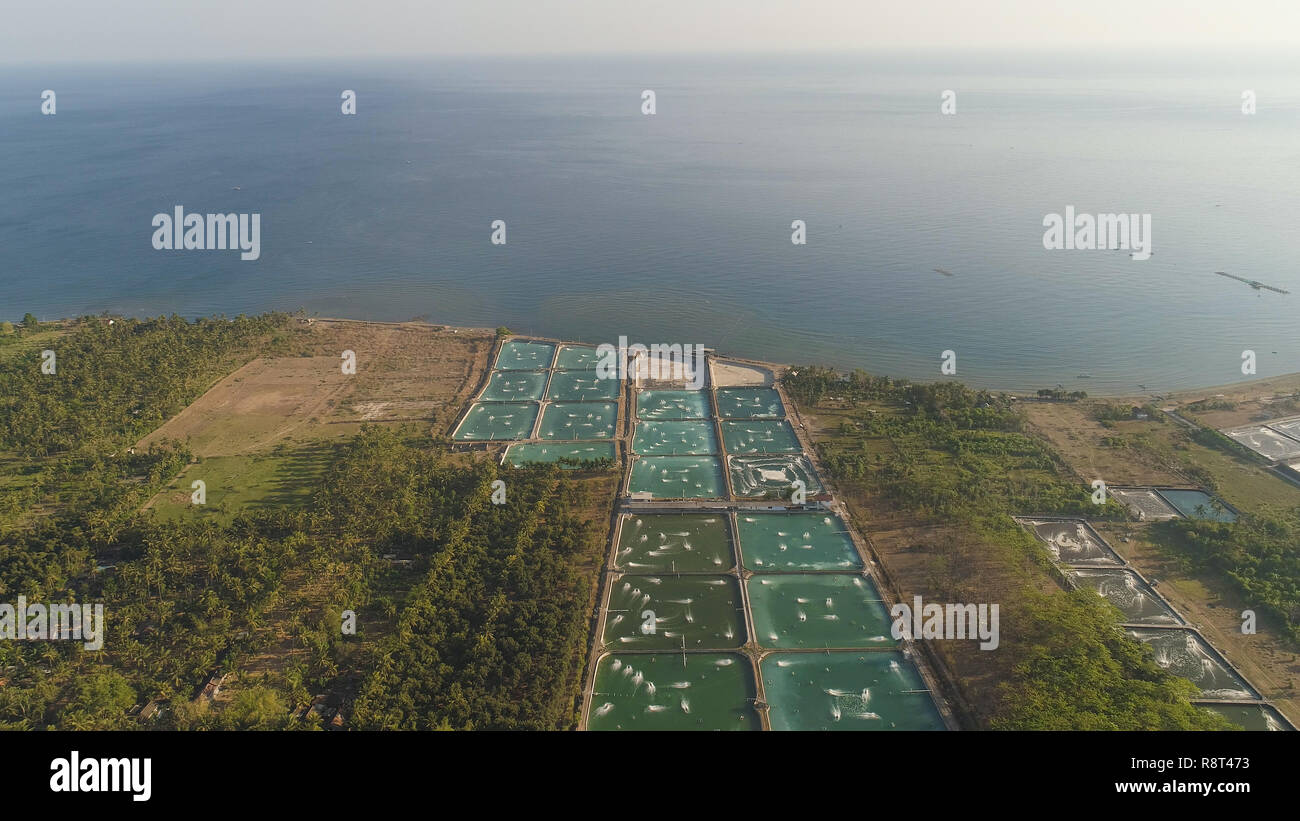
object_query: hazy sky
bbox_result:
[4,0,1300,63]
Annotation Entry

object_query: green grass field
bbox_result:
[148,441,335,523]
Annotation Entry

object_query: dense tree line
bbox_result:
[1,315,607,730]
[1153,512,1300,642]
[782,366,1229,730]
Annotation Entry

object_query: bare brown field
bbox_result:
[136,321,493,458]
[1021,402,1185,486]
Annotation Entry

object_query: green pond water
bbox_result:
[633,421,718,455]
[505,442,615,467]
[616,513,734,572]
[637,390,712,420]
[720,420,801,454]
[555,344,602,369]
[588,653,759,731]
[714,387,785,419]
[737,512,861,571]
[1156,489,1237,522]
[495,340,556,370]
[1066,568,1181,625]
[537,401,617,440]
[729,454,822,498]
[546,370,621,401]
[602,574,745,650]
[1127,628,1257,699]
[453,402,539,441]
[628,456,726,498]
[762,651,946,731]
[748,574,895,648]
[1199,703,1292,731]
[480,370,547,401]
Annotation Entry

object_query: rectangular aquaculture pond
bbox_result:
[1221,425,1300,461]
[1126,628,1258,700]
[587,653,759,731]
[1156,488,1237,522]
[1199,703,1292,731]
[616,513,734,572]
[1066,568,1182,625]
[729,454,822,498]
[637,389,712,420]
[714,387,785,419]
[1110,488,1180,521]
[555,344,602,370]
[453,402,539,441]
[494,340,556,370]
[737,512,862,571]
[761,651,945,731]
[537,401,617,440]
[546,370,621,401]
[747,574,894,648]
[602,574,745,650]
[628,455,726,498]
[633,420,718,455]
[720,420,802,453]
[505,442,615,467]
[480,370,547,401]
[1021,518,1123,566]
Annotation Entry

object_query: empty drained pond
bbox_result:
[1066,568,1182,625]
[729,454,821,498]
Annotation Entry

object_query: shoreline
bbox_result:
[18,312,1300,403]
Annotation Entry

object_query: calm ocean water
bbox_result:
[2,52,1298,393]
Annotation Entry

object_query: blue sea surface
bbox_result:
[2,52,1298,392]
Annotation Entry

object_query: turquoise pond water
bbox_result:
[633,420,718,455]
[714,388,785,419]
[504,442,615,467]
[495,340,555,370]
[761,651,945,731]
[720,420,801,454]
[555,345,602,370]
[737,511,861,571]
[537,401,617,440]
[636,390,712,421]
[628,455,726,498]
[453,402,538,440]
[748,574,895,649]
[480,370,547,401]
[1156,489,1237,522]
[546,370,621,401]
